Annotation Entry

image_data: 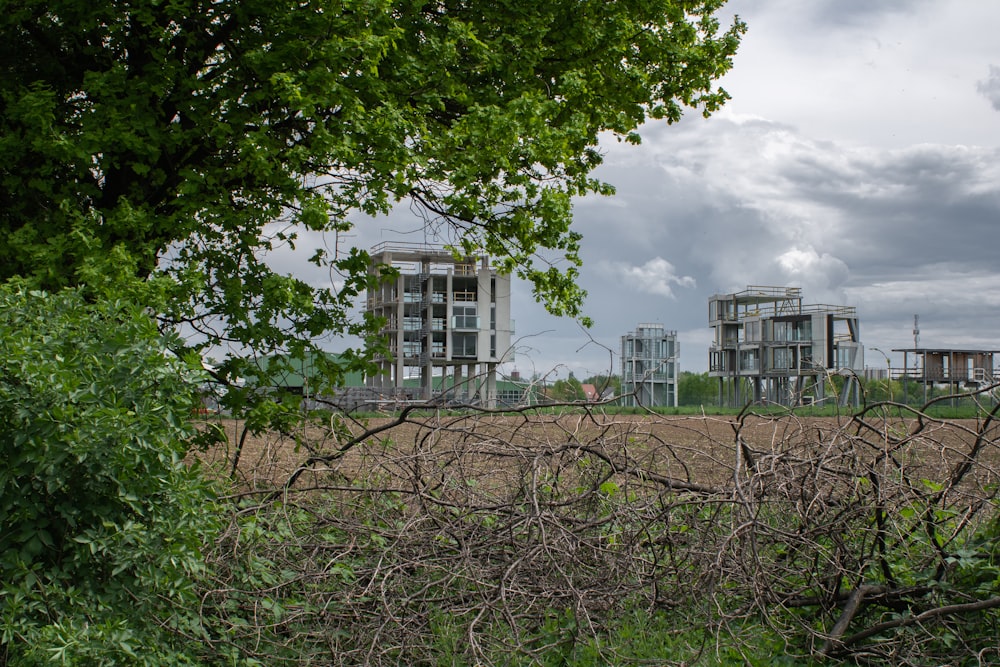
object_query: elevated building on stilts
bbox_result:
[708,285,862,408]
[365,243,513,408]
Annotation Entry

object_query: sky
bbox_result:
[513,0,1000,377]
[277,0,1000,378]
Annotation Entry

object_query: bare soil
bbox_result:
[195,412,1000,495]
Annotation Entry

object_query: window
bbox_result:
[452,304,479,329]
[453,333,477,358]
[837,346,856,369]
[710,350,725,372]
[794,320,812,341]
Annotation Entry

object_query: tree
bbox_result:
[0,0,744,404]
[0,284,219,665]
[550,373,586,402]
[678,370,717,407]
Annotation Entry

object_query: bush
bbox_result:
[0,284,220,665]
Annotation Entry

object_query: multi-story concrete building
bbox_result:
[620,323,679,408]
[708,285,863,407]
[365,243,513,407]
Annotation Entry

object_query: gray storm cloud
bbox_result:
[257,0,1000,375]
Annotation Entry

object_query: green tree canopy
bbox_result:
[1,0,743,398]
[678,371,717,407]
[550,373,586,402]
[0,284,219,665]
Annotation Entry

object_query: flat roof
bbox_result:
[892,348,1000,355]
[710,285,802,306]
[369,241,480,264]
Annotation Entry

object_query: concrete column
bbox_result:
[485,363,497,408]
[453,365,463,402]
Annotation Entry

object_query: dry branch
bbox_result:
[195,398,1000,665]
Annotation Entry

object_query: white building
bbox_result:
[365,243,513,407]
[620,323,679,408]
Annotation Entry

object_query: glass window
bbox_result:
[794,320,812,341]
[453,333,477,357]
[452,304,479,329]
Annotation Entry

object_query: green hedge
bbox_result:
[0,284,220,666]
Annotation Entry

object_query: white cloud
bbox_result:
[977,65,1000,111]
[719,0,1000,149]
[598,257,696,299]
[776,247,850,295]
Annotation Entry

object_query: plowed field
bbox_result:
[195,412,1000,494]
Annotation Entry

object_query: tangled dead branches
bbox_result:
[194,398,1000,665]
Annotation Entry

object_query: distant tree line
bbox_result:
[541,372,955,410]
[545,373,621,403]
[544,372,718,407]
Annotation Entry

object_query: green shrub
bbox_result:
[0,284,220,665]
